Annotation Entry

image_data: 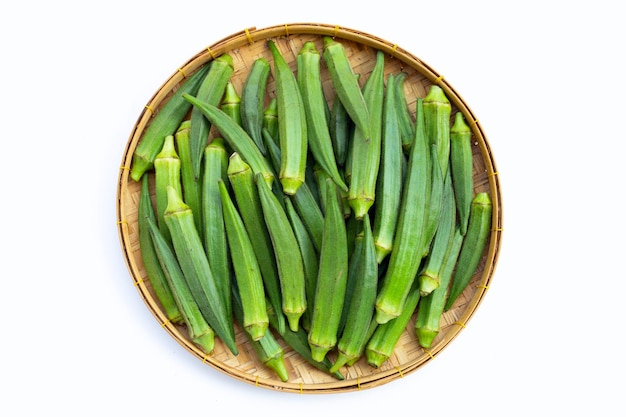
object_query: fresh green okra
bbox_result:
[153,135,182,243]
[450,111,474,235]
[240,57,271,155]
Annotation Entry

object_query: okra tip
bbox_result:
[195,332,216,354]
[280,177,304,196]
[130,156,151,182]
[424,84,450,105]
[415,327,438,350]
[309,344,332,363]
[365,349,388,369]
[418,274,440,297]
[266,356,289,382]
[328,353,351,375]
[286,312,303,333]
[246,322,270,342]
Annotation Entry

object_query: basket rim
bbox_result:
[116,22,503,394]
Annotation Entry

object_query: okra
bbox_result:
[308,179,349,362]
[366,279,420,368]
[256,173,307,332]
[347,50,385,219]
[330,215,377,373]
[189,54,234,179]
[163,185,238,355]
[372,73,404,263]
[284,197,319,332]
[450,111,474,235]
[175,121,203,238]
[339,226,363,335]
[416,228,464,349]
[297,41,347,192]
[322,36,370,141]
[218,179,268,341]
[153,135,182,243]
[221,81,242,128]
[146,216,215,353]
[374,98,430,324]
[240,57,271,155]
[232,285,288,381]
[130,64,211,182]
[183,94,275,187]
[138,175,182,324]
[394,72,415,153]
[262,98,279,145]
[202,138,231,315]
[444,192,492,311]
[423,84,452,178]
[227,152,287,335]
[329,90,353,167]
[418,169,455,296]
[267,39,308,195]
[267,305,344,380]
[420,143,444,258]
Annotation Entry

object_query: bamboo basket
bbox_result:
[116,23,503,394]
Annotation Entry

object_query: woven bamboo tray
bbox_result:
[116,23,503,394]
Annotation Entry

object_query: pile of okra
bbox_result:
[130,36,493,382]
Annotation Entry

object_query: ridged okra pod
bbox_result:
[146,216,215,353]
[308,179,349,362]
[394,72,415,153]
[189,54,234,179]
[297,41,347,192]
[420,143,444,258]
[374,98,430,324]
[240,57,271,155]
[163,185,238,355]
[227,152,287,335]
[262,98,279,145]
[366,279,420,368]
[256,173,307,332]
[267,39,308,195]
[330,215,377,373]
[450,111,474,235]
[221,81,242,128]
[232,286,287,381]
[416,228,464,349]
[445,192,492,311]
[373,73,404,263]
[183,94,275,187]
[418,169,455,296]
[347,50,385,219]
[138,175,182,324]
[130,64,211,182]
[423,84,452,178]
[284,197,319,332]
[153,135,182,243]
[175,121,203,237]
[322,36,370,141]
[329,90,353,167]
[202,138,231,316]
[219,179,268,341]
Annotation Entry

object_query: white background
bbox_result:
[2,1,624,415]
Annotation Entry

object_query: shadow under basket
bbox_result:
[116,22,503,394]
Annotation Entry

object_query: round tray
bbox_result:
[116,23,503,394]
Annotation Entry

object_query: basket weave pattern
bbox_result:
[116,23,503,394]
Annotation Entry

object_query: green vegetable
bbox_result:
[221,81,242,128]
[240,57,271,155]
[153,135,182,243]
[450,111,474,235]
[423,84,452,178]
[174,121,203,238]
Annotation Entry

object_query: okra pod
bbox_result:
[138,175,182,324]
[423,84,452,178]
[372,73,404,263]
[163,185,238,355]
[227,152,287,335]
[189,54,234,179]
[366,280,420,368]
[308,179,349,362]
[420,143,444,258]
[267,39,308,195]
[202,138,231,315]
[450,111,474,235]
[284,197,319,332]
[347,50,385,219]
[330,215,377,373]
[221,81,242,128]
[256,173,307,332]
[240,57,271,155]
[218,179,268,341]
[175,121,203,238]
[297,41,347,192]
[416,228,464,349]
[418,169,455,296]
[444,192,493,311]
[329,91,353,167]
[262,98,279,145]
[183,94,275,187]
[153,135,182,243]
[339,226,363,334]
[232,286,288,381]
[130,64,211,182]
[374,98,430,324]
[394,72,415,153]
[322,36,370,141]
[146,216,215,353]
